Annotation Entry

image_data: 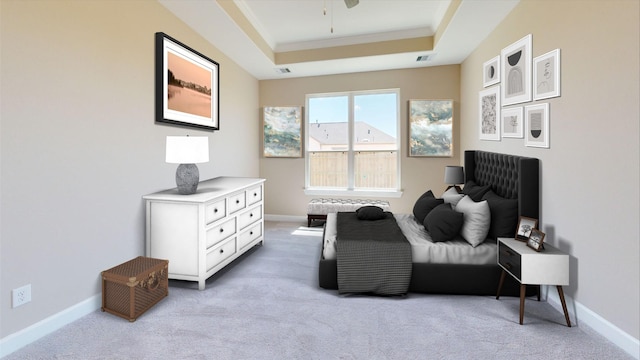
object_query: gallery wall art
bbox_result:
[479,87,501,141]
[501,34,532,106]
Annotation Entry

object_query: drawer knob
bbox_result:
[236,200,240,204]
[220,249,224,254]
[220,228,224,233]
[250,231,253,235]
[253,193,257,197]
[214,208,218,213]
[250,213,253,217]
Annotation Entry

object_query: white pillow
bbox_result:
[441,187,464,209]
[455,195,491,247]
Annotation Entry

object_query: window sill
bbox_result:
[303,188,403,198]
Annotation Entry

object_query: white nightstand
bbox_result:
[496,237,571,327]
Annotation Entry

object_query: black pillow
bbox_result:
[462,181,491,202]
[482,190,518,239]
[356,206,386,220]
[424,203,464,242]
[412,190,444,224]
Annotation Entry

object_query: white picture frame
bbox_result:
[501,34,532,106]
[483,55,500,87]
[533,49,561,100]
[525,103,550,148]
[501,106,524,138]
[479,86,501,141]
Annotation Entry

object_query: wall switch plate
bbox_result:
[12,284,31,308]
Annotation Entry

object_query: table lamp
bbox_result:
[444,166,464,193]
[166,136,209,195]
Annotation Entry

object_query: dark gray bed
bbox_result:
[318,150,540,296]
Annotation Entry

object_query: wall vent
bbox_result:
[275,67,291,74]
[416,54,435,62]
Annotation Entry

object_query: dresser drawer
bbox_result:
[206,238,237,271]
[238,205,262,230]
[205,199,226,224]
[246,185,263,206]
[228,192,246,214]
[206,218,236,249]
[238,223,262,250]
[499,241,522,280]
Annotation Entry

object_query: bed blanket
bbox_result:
[336,212,412,295]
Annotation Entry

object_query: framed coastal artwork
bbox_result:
[479,87,501,141]
[501,34,532,106]
[408,99,454,157]
[263,106,302,157]
[525,103,550,148]
[155,32,220,131]
[533,49,561,100]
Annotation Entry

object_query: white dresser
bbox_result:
[143,177,265,290]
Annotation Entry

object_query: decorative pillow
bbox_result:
[441,187,464,209]
[482,190,518,239]
[462,180,491,202]
[454,195,491,247]
[356,206,386,220]
[424,203,464,242]
[412,190,444,223]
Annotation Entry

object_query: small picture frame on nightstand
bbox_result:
[515,216,538,241]
[527,229,546,252]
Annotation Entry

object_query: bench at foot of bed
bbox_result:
[307,198,390,227]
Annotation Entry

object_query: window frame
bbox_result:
[304,88,402,198]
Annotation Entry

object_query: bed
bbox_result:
[318,150,539,296]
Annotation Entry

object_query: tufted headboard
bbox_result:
[464,150,539,220]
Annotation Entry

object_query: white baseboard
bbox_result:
[265,214,306,223]
[0,294,101,358]
[545,286,639,359]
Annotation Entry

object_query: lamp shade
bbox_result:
[166,136,209,164]
[444,166,464,185]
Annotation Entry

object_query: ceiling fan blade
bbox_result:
[344,0,359,9]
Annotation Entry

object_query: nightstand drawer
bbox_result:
[498,241,522,280]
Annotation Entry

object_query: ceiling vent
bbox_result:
[275,67,291,74]
[416,54,435,62]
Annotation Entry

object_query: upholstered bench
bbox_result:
[307,198,391,227]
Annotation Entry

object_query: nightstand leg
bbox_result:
[519,284,526,325]
[496,270,507,299]
[557,286,572,327]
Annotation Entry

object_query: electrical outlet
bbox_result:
[12,284,31,308]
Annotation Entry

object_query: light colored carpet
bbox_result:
[5,221,633,359]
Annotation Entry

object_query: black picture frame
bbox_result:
[527,228,546,252]
[515,216,538,241]
[155,32,219,131]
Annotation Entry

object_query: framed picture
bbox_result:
[479,87,501,141]
[525,103,550,148]
[263,106,302,157]
[501,107,524,138]
[408,99,454,157]
[501,34,532,106]
[155,32,220,131]
[483,55,500,87]
[516,216,538,241]
[533,49,561,100]
[527,229,546,252]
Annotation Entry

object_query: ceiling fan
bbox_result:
[344,0,359,9]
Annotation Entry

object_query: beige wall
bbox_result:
[0,0,259,337]
[259,65,461,216]
[460,0,639,340]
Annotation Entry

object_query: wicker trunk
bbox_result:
[101,256,168,322]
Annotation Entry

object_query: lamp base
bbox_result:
[176,163,199,195]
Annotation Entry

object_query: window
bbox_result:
[305,89,400,195]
